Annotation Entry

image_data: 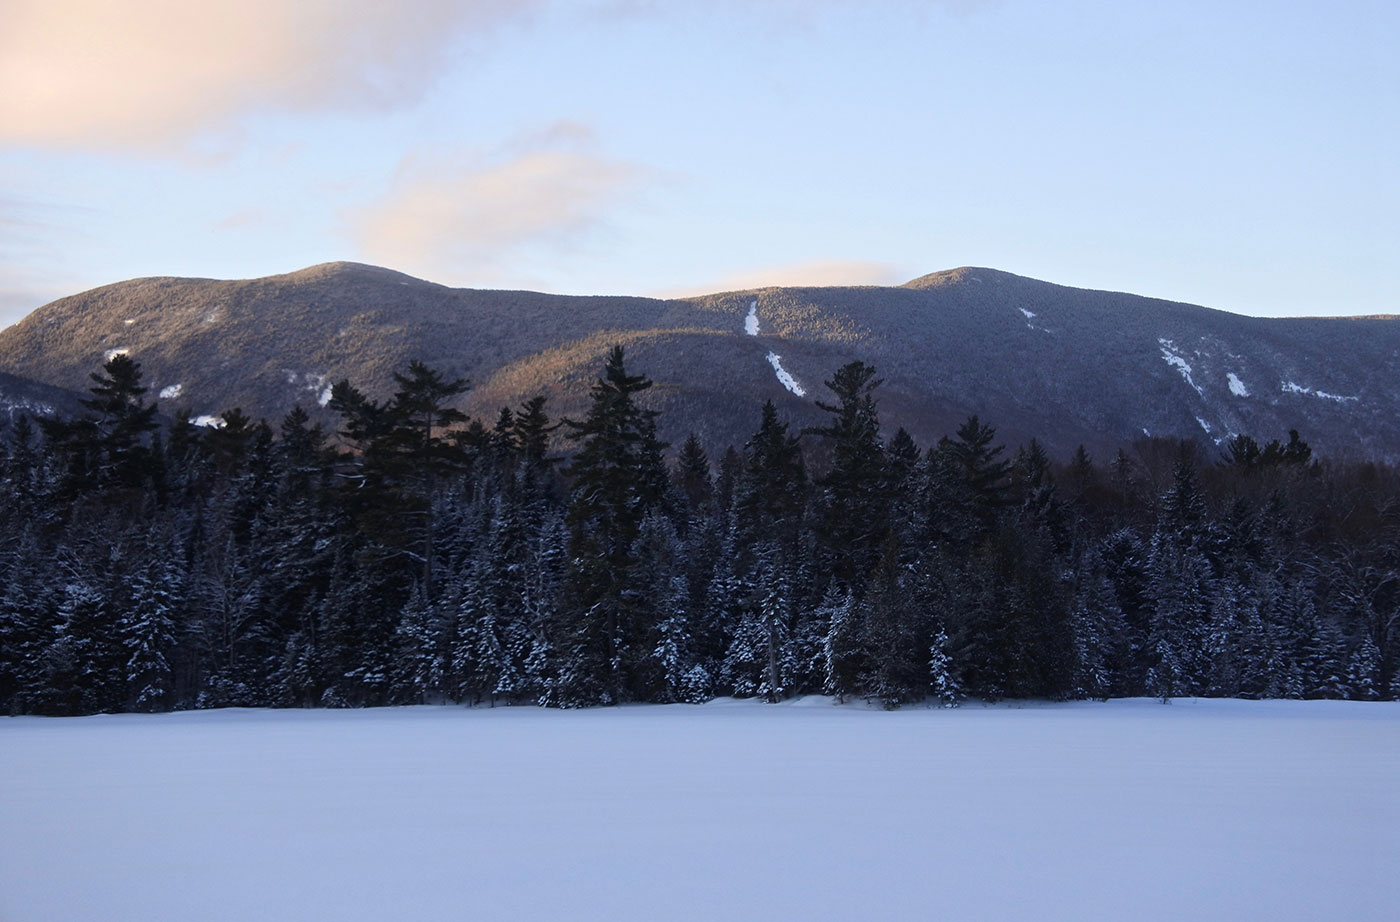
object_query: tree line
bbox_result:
[0,348,1396,715]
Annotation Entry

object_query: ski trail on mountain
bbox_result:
[744,299,806,397]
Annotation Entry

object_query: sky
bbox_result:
[0,0,1395,330]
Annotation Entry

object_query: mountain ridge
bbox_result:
[2,262,1397,462]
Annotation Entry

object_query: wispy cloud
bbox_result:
[657,259,907,298]
[214,209,268,232]
[0,0,537,150]
[350,141,646,285]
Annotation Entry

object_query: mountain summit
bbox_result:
[2,263,1397,460]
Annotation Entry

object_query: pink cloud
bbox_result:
[656,259,907,298]
[0,0,535,150]
[351,147,645,284]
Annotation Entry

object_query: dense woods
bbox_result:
[1,349,1397,715]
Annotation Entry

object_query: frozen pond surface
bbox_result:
[3,697,1398,922]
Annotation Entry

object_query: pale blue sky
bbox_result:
[1,0,1395,329]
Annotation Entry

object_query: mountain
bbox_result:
[1,261,1397,460]
[0,370,85,423]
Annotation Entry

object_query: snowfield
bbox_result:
[2,698,1397,922]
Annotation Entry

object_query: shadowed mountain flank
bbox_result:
[2,262,1397,459]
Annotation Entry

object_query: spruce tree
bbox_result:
[807,361,889,588]
[553,346,668,705]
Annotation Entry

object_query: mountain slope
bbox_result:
[0,371,85,423]
[1,262,1397,460]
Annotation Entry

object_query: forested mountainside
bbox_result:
[1,349,1396,716]
[0,371,83,422]
[2,262,1398,460]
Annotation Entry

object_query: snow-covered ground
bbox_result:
[2,698,1397,922]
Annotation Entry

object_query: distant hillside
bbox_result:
[1,261,1397,460]
[0,370,84,423]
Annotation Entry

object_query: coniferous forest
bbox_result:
[1,347,1397,716]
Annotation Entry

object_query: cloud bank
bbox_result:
[351,146,644,285]
[0,0,534,149]
[658,259,906,298]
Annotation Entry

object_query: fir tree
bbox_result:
[553,346,669,705]
[807,361,889,588]
[121,552,180,712]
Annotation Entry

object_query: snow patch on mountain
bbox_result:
[159,384,183,400]
[0,397,54,415]
[1158,339,1204,397]
[286,371,335,407]
[766,353,805,396]
[191,415,225,428]
[1020,308,1036,320]
[744,301,759,336]
[1282,382,1358,403]
[1227,373,1249,397]
[104,348,129,362]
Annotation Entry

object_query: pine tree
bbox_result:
[390,583,446,703]
[928,625,962,707]
[328,362,469,597]
[1069,551,1116,700]
[807,362,889,588]
[860,537,924,708]
[820,582,861,700]
[45,577,120,714]
[121,553,180,712]
[0,535,54,714]
[1144,533,1213,700]
[552,346,669,705]
[1346,635,1382,700]
[41,353,160,500]
[673,432,714,514]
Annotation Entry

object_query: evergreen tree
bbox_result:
[860,535,924,708]
[807,361,889,587]
[43,576,121,714]
[552,346,668,705]
[0,535,54,714]
[820,582,861,700]
[735,401,807,558]
[1346,634,1382,700]
[121,550,181,712]
[928,625,962,707]
[673,432,714,514]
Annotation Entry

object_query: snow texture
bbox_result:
[159,384,183,400]
[190,415,225,428]
[123,318,136,325]
[1227,372,1249,397]
[1196,416,1213,435]
[766,352,805,396]
[288,371,336,407]
[1,699,1395,922]
[1282,381,1358,403]
[1158,339,1204,397]
[0,397,54,415]
[1019,307,1036,320]
[745,300,760,336]
[104,348,129,362]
